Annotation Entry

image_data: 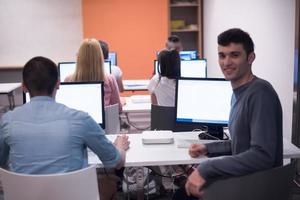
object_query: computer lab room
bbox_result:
[0,0,300,200]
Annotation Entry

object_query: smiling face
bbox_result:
[218,43,255,89]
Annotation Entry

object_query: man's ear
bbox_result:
[56,80,60,90]
[247,52,256,64]
[22,82,28,93]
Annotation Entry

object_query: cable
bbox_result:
[146,165,196,179]
[192,129,221,140]
[125,113,151,131]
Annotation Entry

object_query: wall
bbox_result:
[203,0,296,140]
[0,0,83,66]
[82,0,168,80]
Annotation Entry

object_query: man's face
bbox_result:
[218,43,255,87]
[166,41,183,51]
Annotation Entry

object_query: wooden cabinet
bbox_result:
[169,0,203,57]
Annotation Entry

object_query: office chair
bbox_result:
[105,103,120,134]
[0,165,100,200]
[202,163,295,200]
[150,104,175,131]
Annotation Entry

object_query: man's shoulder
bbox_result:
[250,77,277,94]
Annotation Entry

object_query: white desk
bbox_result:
[0,83,21,109]
[88,132,300,167]
[123,79,149,91]
[122,95,151,113]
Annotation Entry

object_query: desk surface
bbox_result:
[123,79,149,91]
[0,83,21,94]
[88,132,300,167]
[122,95,151,113]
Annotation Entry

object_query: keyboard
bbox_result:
[176,139,216,148]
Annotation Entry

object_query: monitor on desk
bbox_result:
[175,78,232,139]
[156,50,198,60]
[108,52,117,66]
[154,60,207,78]
[23,82,105,128]
[179,51,198,60]
[58,61,111,82]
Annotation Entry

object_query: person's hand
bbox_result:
[185,168,206,198]
[114,134,130,151]
[189,144,207,158]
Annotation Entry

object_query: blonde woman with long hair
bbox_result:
[65,38,122,112]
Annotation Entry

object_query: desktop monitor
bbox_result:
[180,60,207,78]
[179,51,198,60]
[156,50,198,60]
[175,78,232,139]
[108,52,117,66]
[23,82,105,128]
[58,61,111,82]
[154,60,207,78]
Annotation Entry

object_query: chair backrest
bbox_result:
[151,104,175,131]
[203,163,295,200]
[0,165,99,200]
[105,103,120,134]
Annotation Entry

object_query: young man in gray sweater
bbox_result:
[185,28,283,198]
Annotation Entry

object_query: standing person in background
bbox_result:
[99,40,124,92]
[65,38,122,112]
[185,28,283,198]
[166,35,183,52]
[148,49,180,106]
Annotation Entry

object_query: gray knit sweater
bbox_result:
[198,77,283,180]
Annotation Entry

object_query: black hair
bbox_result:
[218,28,254,55]
[158,49,180,79]
[167,35,180,43]
[23,56,58,97]
[99,40,109,59]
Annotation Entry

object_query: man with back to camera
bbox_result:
[185,28,283,197]
[0,56,129,175]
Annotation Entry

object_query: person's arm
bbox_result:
[82,115,128,168]
[197,89,282,180]
[151,93,158,105]
[116,74,124,93]
[148,74,160,105]
[0,115,10,167]
[112,66,124,92]
[113,135,130,169]
[108,75,122,113]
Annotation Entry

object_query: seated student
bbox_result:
[0,56,129,174]
[65,38,122,112]
[148,49,180,107]
[99,40,124,92]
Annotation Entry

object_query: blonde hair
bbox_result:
[73,38,106,81]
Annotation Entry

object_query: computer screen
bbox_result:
[175,78,232,138]
[179,51,198,60]
[108,52,117,66]
[58,61,111,82]
[180,60,207,78]
[154,60,207,78]
[23,82,105,128]
[156,50,198,60]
